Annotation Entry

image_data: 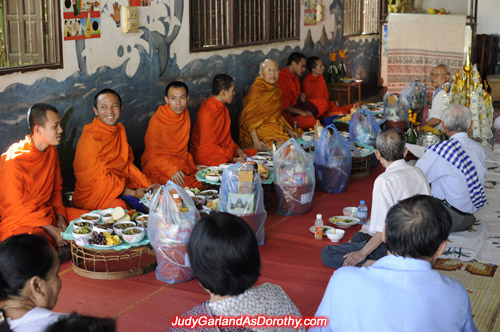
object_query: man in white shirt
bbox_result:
[312,195,477,332]
[422,64,451,129]
[321,129,431,268]
[416,104,487,232]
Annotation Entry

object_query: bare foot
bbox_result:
[42,225,68,247]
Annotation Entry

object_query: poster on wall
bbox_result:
[63,0,101,40]
[130,0,151,6]
[304,1,318,26]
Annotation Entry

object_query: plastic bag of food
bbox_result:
[349,108,381,147]
[218,162,267,245]
[274,138,315,216]
[148,181,200,284]
[315,124,352,193]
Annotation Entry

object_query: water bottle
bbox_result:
[315,214,324,240]
[357,200,368,224]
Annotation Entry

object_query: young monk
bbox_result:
[190,74,251,166]
[141,81,201,188]
[302,56,351,117]
[0,103,85,247]
[278,52,319,129]
[73,89,157,211]
[239,59,298,151]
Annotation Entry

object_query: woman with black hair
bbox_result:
[0,234,64,331]
[168,212,302,332]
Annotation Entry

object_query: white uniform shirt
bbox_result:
[368,159,431,234]
[416,132,486,213]
[7,307,64,332]
[426,83,450,130]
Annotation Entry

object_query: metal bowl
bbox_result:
[416,132,440,148]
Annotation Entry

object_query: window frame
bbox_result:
[0,0,63,75]
[189,0,300,53]
[343,0,380,37]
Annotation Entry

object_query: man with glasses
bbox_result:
[421,64,451,129]
[73,88,159,211]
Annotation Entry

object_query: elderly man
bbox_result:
[142,81,200,188]
[74,89,158,211]
[312,195,478,332]
[239,59,298,151]
[0,103,85,247]
[190,74,250,166]
[422,64,451,129]
[321,129,431,268]
[416,104,486,232]
[278,52,318,129]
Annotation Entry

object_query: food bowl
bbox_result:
[205,173,221,182]
[92,223,114,234]
[72,226,93,246]
[121,227,146,244]
[328,216,361,228]
[98,208,114,223]
[343,207,358,217]
[73,220,94,230]
[219,163,233,170]
[79,213,101,223]
[135,214,149,228]
[302,131,315,142]
[200,190,218,200]
[193,195,206,210]
[326,228,345,242]
[113,221,137,236]
[251,156,267,165]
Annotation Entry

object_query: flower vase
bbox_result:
[338,62,346,80]
[406,124,417,144]
[328,65,339,83]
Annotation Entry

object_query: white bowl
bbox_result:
[121,227,146,244]
[256,151,272,157]
[302,131,315,142]
[73,220,94,230]
[98,209,114,223]
[343,207,358,217]
[135,214,149,228]
[205,173,221,182]
[326,228,345,242]
[72,226,93,246]
[200,190,218,200]
[79,212,101,223]
[113,221,137,236]
[251,156,267,165]
[193,195,206,210]
[328,216,361,228]
[92,223,114,234]
[219,163,233,170]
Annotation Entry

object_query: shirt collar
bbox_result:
[385,159,406,171]
[371,255,432,271]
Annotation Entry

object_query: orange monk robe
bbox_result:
[239,77,292,148]
[302,73,350,116]
[190,97,241,166]
[0,136,85,243]
[73,118,152,211]
[278,67,317,130]
[142,104,200,188]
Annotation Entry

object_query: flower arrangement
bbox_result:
[406,109,419,143]
[338,50,346,79]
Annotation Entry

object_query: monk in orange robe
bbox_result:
[278,52,318,130]
[0,103,85,247]
[239,59,298,151]
[142,81,200,188]
[302,56,351,116]
[190,74,251,166]
[73,89,157,211]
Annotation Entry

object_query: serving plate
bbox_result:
[328,216,361,228]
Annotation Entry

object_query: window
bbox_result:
[0,0,62,74]
[190,0,299,52]
[343,0,380,36]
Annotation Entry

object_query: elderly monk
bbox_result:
[421,64,451,129]
[302,56,351,117]
[0,103,85,247]
[239,59,298,151]
[190,74,251,166]
[73,89,157,211]
[142,81,200,188]
[278,52,320,130]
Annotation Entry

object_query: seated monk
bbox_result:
[0,103,86,247]
[73,89,158,211]
[190,74,252,166]
[142,81,201,188]
[278,52,319,130]
[302,56,351,117]
[239,59,298,151]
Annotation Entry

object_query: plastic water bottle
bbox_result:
[315,214,324,240]
[357,200,368,224]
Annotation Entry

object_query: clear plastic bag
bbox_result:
[148,181,200,284]
[217,162,267,245]
[274,139,315,216]
[349,108,381,147]
[315,124,352,193]
[399,81,426,121]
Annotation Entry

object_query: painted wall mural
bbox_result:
[0,0,379,188]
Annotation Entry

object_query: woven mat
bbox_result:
[434,258,500,332]
[439,144,500,265]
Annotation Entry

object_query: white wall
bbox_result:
[476,0,500,34]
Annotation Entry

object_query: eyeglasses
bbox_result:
[430,73,448,77]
